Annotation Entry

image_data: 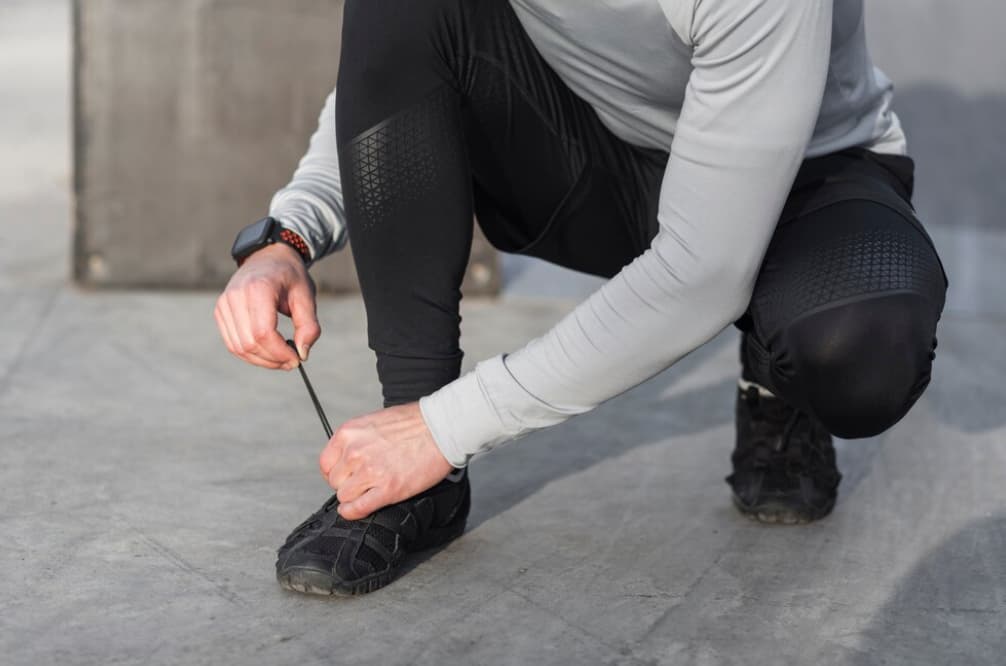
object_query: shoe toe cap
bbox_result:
[277,532,389,587]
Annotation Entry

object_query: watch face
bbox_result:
[231,217,275,259]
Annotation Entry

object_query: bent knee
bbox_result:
[778,293,940,438]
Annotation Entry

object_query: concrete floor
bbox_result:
[2,2,1005,665]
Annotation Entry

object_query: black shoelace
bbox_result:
[287,339,333,440]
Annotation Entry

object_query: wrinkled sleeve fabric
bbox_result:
[268,88,348,264]
[421,0,833,468]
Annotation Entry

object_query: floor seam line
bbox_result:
[0,287,62,397]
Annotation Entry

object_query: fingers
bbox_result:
[315,404,454,522]
[233,284,300,367]
[321,431,356,491]
[321,425,378,502]
[335,470,374,506]
[221,283,300,370]
[319,433,344,479]
[225,298,286,369]
[338,487,386,521]
[215,244,317,370]
[326,459,354,494]
[288,281,321,362]
[214,302,238,355]
[216,297,280,368]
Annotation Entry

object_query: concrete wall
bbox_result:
[72,0,499,293]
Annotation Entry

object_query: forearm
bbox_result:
[420,209,762,467]
[421,0,832,467]
[269,88,348,264]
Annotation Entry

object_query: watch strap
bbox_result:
[235,222,311,267]
[276,228,312,264]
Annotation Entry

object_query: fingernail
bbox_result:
[298,344,310,362]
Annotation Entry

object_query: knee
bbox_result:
[778,294,939,438]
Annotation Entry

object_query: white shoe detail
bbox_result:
[738,378,776,399]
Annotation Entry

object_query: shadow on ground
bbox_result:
[854,516,1006,665]
[463,328,883,532]
[468,330,737,529]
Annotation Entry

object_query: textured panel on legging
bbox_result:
[751,206,946,334]
[343,88,459,232]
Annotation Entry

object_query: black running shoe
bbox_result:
[276,470,470,596]
[726,385,841,524]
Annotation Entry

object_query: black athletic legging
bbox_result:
[336,0,948,439]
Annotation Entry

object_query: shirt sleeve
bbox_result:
[420,0,833,468]
[268,88,348,265]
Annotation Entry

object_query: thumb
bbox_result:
[288,280,321,361]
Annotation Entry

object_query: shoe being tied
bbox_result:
[726,384,841,524]
[276,470,470,596]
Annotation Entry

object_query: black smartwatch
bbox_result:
[231,216,311,266]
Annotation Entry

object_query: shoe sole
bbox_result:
[731,494,835,525]
[277,514,469,597]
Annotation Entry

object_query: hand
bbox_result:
[319,402,455,520]
[214,243,320,370]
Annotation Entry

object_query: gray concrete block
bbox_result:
[72,0,499,294]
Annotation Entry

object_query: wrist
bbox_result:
[232,216,312,268]
[242,241,304,267]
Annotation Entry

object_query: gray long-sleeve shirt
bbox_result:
[270,0,906,467]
